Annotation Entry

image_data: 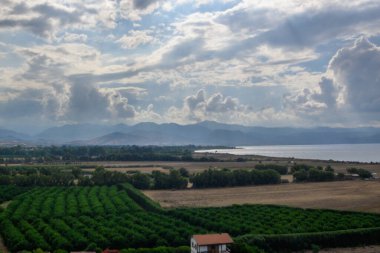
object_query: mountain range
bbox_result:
[1,121,380,146]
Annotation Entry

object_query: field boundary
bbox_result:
[236,227,380,251]
[121,183,163,212]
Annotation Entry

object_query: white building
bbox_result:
[191,233,233,253]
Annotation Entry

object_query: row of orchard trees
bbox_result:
[0,185,206,252]
[0,165,189,190]
[190,168,281,188]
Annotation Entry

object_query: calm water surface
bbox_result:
[196,143,380,163]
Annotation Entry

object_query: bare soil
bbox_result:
[144,180,380,213]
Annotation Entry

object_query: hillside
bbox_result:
[1,121,380,146]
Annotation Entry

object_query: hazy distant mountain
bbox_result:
[2,121,380,146]
[0,128,29,140]
[0,128,34,146]
[36,124,119,142]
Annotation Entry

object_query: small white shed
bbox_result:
[191,233,233,253]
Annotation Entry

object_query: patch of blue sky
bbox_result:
[0,31,45,47]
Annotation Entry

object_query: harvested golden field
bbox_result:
[144,180,380,213]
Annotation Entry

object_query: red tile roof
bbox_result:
[192,233,233,246]
[102,249,119,253]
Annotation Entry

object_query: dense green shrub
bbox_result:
[236,227,380,252]
[347,168,373,179]
[290,164,313,173]
[190,168,281,188]
[120,184,162,212]
[293,168,335,182]
[121,246,190,253]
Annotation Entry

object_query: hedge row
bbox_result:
[121,246,189,253]
[120,184,162,213]
[236,227,380,252]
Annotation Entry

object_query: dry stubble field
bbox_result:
[144,180,380,213]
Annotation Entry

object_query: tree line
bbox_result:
[0,165,189,190]
[190,168,281,188]
[291,164,373,182]
[0,145,227,163]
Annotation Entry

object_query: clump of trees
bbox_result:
[293,165,335,182]
[347,168,373,179]
[293,168,335,182]
[190,168,281,188]
[290,164,313,173]
[151,170,187,190]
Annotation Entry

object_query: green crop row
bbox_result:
[168,205,380,236]
[236,227,380,252]
[2,185,380,252]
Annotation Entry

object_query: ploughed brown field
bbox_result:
[143,180,380,213]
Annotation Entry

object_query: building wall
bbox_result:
[191,237,228,253]
[190,238,197,253]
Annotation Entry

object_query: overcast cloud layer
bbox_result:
[1,0,380,132]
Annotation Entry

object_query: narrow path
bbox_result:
[0,235,9,253]
[0,201,11,209]
[0,200,10,253]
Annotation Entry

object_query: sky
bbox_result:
[1,0,380,133]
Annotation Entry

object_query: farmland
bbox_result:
[144,180,380,213]
[75,155,380,175]
[1,184,380,252]
[0,185,205,252]
[1,146,380,252]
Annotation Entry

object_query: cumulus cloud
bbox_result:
[66,79,136,121]
[62,33,88,43]
[329,37,380,112]
[116,30,155,49]
[2,0,380,129]
[0,42,139,124]
[285,37,380,125]
[180,89,242,121]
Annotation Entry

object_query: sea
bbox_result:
[195,143,380,163]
